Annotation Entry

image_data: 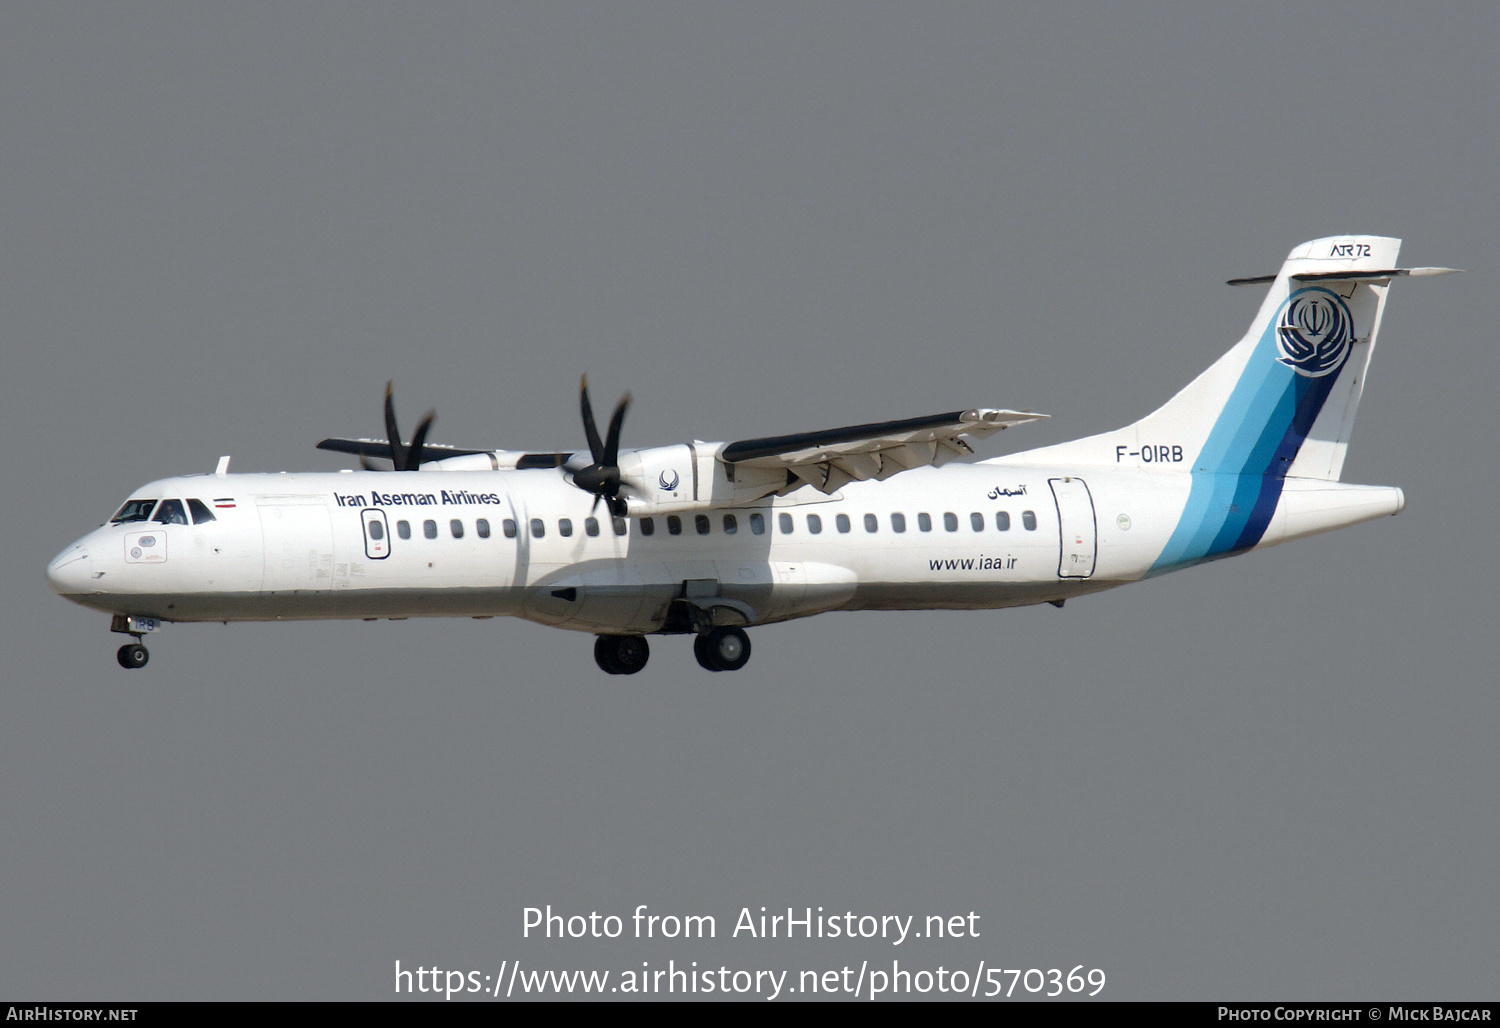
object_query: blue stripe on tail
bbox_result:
[1150,288,1346,574]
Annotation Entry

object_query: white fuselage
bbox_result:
[43,236,1438,671]
[44,460,1403,636]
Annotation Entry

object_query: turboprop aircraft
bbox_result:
[46,236,1456,674]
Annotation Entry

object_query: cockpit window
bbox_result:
[152,499,189,525]
[110,499,159,524]
[187,499,216,525]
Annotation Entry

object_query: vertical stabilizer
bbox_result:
[1006,235,1419,571]
[1009,236,1401,479]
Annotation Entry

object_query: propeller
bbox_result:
[572,375,631,516]
[372,380,436,472]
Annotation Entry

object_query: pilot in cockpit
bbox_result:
[153,499,189,525]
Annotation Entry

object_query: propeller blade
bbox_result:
[603,392,631,467]
[579,375,605,464]
[405,410,436,471]
[383,381,407,472]
[573,376,632,513]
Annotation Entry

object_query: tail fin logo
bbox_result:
[1275,289,1355,378]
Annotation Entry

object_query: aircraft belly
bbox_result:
[845,578,1119,611]
[517,557,861,633]
[524,563,670,634]
[90,587,526,622]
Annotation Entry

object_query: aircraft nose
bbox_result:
[46,543,93,595]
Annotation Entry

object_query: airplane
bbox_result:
[46,236,1457,675]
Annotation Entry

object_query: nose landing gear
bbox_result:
[110,613,159,670]
[117,643,149,669]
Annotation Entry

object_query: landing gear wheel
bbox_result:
[117,643,149,669]
[694,626,751,672]
[692,634,714,670]
[593,634,650,675]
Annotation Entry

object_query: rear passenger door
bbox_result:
[1050,477,1097,579]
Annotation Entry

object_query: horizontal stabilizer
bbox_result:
[1229,267,1461,286]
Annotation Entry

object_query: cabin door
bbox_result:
[1049,477,1097,579]
[258,497,335,593]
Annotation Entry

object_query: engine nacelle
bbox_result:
[609,443,786,517]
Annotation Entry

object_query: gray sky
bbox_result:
[3,1,1496,1001]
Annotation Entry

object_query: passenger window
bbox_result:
[970,512,984,532]
[110,499,159,524]
[530,518,544,539]
[891,512,906,533]
[450,519,464,539]
[995,511,1011,531]
[612,517,627,536]
[1022,510,1037,531]
[807,514,822,534]
[640,517,656,536]
[369,521,385,541]
[502,519,517,539]
[778,512,793,534]
[722,514,738,535]
[559,518,573,537]
[836,513,851,533]
[153,499,188,525]
[695,514,710,535]
[917,512,932,532]
[398,520,412,540]
[585,517,600,537]
[864,513,878,533]
[187,499,216,525]
[667,515,682,536]
[424,520,438,539]
[943,512,958,532]
[749,513,765,535]
[476,518,491,539]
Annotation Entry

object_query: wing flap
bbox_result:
[723,408,1046,494]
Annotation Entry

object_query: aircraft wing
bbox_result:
[316,437,494,462]
[720,408,1046,494]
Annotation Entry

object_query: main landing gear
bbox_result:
[593,626,754,674]
[693,626,751,672]
[594,634,651,675]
